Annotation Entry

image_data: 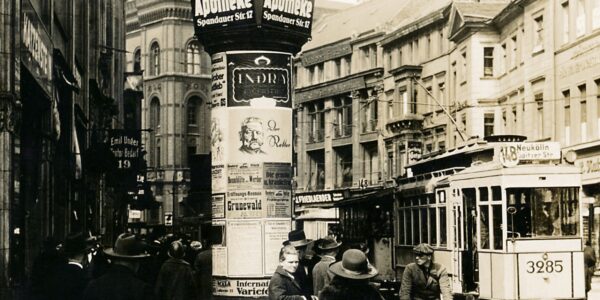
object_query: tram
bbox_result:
[395,161,586,299]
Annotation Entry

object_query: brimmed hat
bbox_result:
[64,232,93,255]
[413,243,434,255]
[283,229,313,248]
[104,233,150,259]
[317,236,342,251]
[329,249,378,280]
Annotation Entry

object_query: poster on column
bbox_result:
[212,246,228,276]
[227,220,263,276]
[226,190,263,219]
[211,107,227,163]
[227,163,262,190]
[226,51,292,108]
[228,108,292,162]
[263,162,292,189]
[211,165,226,193]
[264,220,292,274]
[212,278,270,297]
[211,52,228,107]
[265,190,291,218]
[212,194,225,219]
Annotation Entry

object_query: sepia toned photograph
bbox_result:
[2,0,600,299]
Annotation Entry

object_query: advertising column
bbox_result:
[191,0,314,298]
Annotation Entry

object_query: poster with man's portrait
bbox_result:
[227,107,292,163]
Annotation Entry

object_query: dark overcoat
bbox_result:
[82,264,156,300]
[155,257,198,300]
[318,276,384,300]
[312,255,335,295]
[268,265,311,300]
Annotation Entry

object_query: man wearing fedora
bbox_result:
[399,243,452,300]
[284,229,316,297]
[319,249,384,300]
[312,236,341,295]
[49,232,92,300]
[83,233,156,300]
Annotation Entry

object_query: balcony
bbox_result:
[333,123,353,139]
[308,129,325,143]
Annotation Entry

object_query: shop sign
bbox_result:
[294,191,344,205]
[192,0,255,32]
[212,278,270,297]
[108,130,142,187]
[261,0,314,37]
[227,51,292,108]
[496,142,561,167]
[301,42,352,66]
[295,77,365,103]
[21,0,52,95]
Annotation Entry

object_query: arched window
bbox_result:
[155,138,161,167]
[187,96,200,126]
[186,41,202,74]
[150,97,161,128]
[150,42,160,75]
[133,48,141,73]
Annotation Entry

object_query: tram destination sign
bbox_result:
[496,142,561,167]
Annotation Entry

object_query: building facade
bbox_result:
[0,0,126,296]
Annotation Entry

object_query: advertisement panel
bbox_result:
[226,190,263,219]
[227,163,262,190]
[211,164,227,193]
[212,246,228,276]
[227,108,292,162]
[212,278,270,297]
[211,53,228,107]
[261,0,314,37]
[22,0,53,95]
[265,190,291,218]
[108,129,142,187]
[212,194,226,219]
[192,0,255,33]
[264,220,291,274]
[226,51,292,108]
[211,107,227,163]
[263,162,292,189]
[227,220,263,276]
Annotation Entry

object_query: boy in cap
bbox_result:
[399,243,452,300]
[319,249,384,300]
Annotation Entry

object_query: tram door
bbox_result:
[461,188,478,293]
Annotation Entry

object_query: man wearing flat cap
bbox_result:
[83,233,156,300]
[312,236,341,295]
[399,243,452,300]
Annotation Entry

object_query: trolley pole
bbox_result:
[191,1,314,299]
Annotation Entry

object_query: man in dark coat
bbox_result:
[584,241,597,297]
[319,249,384,300]
[82,233,156,300]
[399,243,452,300]
[193,240,213,300]
[268,245,316,300]
[155,240,198,300]
[48,232,92,300]
[312,236,341,295]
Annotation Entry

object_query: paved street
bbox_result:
[590,275,600,299]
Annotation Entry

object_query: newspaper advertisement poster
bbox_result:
[263,162,292,189]
[227,108,292,162]
[212,278,270,297]
[264,220,292,274]
[211,53,228,107]
[211,107,227,163]
[226,190,263,219]
[227,220,263,276]
[212,246,228,276]
[212,194,225,219]
[227,163,262,190]
[265,190,291,218]
[212,164,227,193]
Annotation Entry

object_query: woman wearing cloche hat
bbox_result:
[399,243,453,300]
[318,249,385,300]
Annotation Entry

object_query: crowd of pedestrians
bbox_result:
[23,231,212,300]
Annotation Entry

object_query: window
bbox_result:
[150,97,161,128]
[362,95,378,133]
[185,40,206,75]
[593,0,600,29]
[308,102,325,143]
[562,2,570,44]
[187,96,200,126]
[334,58,341,78]
[413,39,419,64]
[400,89,408,116]
[535,93,544,138]
[427,34,432,59]
[507,187,580,238]
[484,112,495,137]
[461,50,467,83]
[500,43,507,74]
[334,97,352,138]
[361,45,377,70]
[564,90,571,144]
[150,42,160,75]
[133,48,141,72]
[533,14,544,52]
[580,84,587,142]
[510,35,518,69]
[576,0,586,37]
[439,30,444,54]
[156,139,161,167]
[596,80,600,137]
[438,82,445,107]
[483,47,494,77]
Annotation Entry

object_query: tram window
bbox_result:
[492,186,502,201]
[492,205,503,250]
[430,207,437,245]
[506,187,579,238]
[412,208,420,244]
[479,187,489,202]
[439,207,447,246]
[480,205,490,249]
[421,208,428,243]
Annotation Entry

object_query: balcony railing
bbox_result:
[308,129,325,143]
[362,119,378,133]
[333,123,353,138]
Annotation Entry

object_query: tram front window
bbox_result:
[506,187,579,238]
